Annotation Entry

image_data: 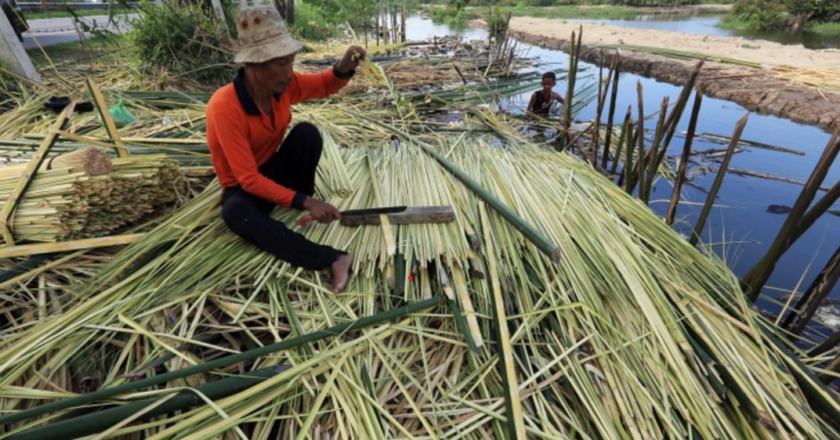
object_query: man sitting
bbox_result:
[206,7,364,293]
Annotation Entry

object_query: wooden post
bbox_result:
[666,87,703,226]
[209,0,232,40]
[86,79,129,157]
[0,8,40,82]
[690,114,749,247]
[401,0,406,42]
[782,242,840,336]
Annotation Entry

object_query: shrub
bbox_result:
[732,0,788,30]
[732,0,839,32]
[126,0,237,85]
[430,5,471,28]
[485,6,511,43]
[292,3,335,40]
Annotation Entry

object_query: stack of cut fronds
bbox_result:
[0,147,112,179]
[771,65,840,92]
[595,44,762,69]
[1,129,838,439]
[0,153,184,244]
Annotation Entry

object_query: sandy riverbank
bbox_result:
[506,16,840,70]
[477,17,840,131]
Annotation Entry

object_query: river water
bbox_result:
[405,15,840,333]
[562,14,840,50]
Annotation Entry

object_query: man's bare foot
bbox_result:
[331,253,353,294]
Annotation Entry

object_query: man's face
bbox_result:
[253,53,297,95]
[542,78,555,94]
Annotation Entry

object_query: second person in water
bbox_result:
[527,71,564,117]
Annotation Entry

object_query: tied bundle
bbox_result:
[0,149,185,244]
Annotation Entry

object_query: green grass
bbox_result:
[23,8,133,20]
[807,22,840,37]
[716,16,748,30]
[717,16,840,37]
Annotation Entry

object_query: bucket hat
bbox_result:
[234,7,304,64]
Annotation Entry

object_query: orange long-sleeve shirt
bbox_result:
[207,67,349,208]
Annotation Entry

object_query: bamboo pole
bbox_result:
[633,81,645,197]
[809,330,840,358]
[782,241,840,336]
[611,107,632,179]
[0,296,443,425]
[690,114,749,246]
[741,131,840,301]
[657,60,705,165]
[818,353,840,385]
[480,202,526,440]
[562,28,581,149]
[601,52,620,170]
[0,233,145,259]
[644,96,669,203]
[0,103,75,245]
[667,88,703,226]
[86,79,128,158]
[6,366,290,440]
[590,50,616,170]
[792,180,840,244]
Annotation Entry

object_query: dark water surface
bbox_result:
[561,14,840,49]
[406,16,840,328]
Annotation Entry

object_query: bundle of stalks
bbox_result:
[0,154,184,244]
[0,147,112,179]
[594,44,761,69]
[771,65,840,92]
[81,155,186,237]
[1,122,839,439]
[0,169,90,242]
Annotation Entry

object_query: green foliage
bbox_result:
[808,21,840,36]
[485,6,511,42]
[732,0,840,31]
[430,5,471,27]
[127,0,236,84]
[291,2,335,40]
[788,0,840,22]
[339,0,378,32]
[732,0,788,30]
[306,0,342,18]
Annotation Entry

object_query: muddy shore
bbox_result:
[477,18,840,132]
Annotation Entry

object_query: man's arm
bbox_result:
[527,92,537,112]
[288,46,367,105]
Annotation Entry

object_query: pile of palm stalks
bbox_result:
[771,65,840,92]
[0,153,184,244]
[1,118,839,438]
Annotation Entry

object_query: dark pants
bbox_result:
[221,123,342,270]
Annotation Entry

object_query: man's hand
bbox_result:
[552,92,565,104]
[304,196,340,224]
[337,46,367,75]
